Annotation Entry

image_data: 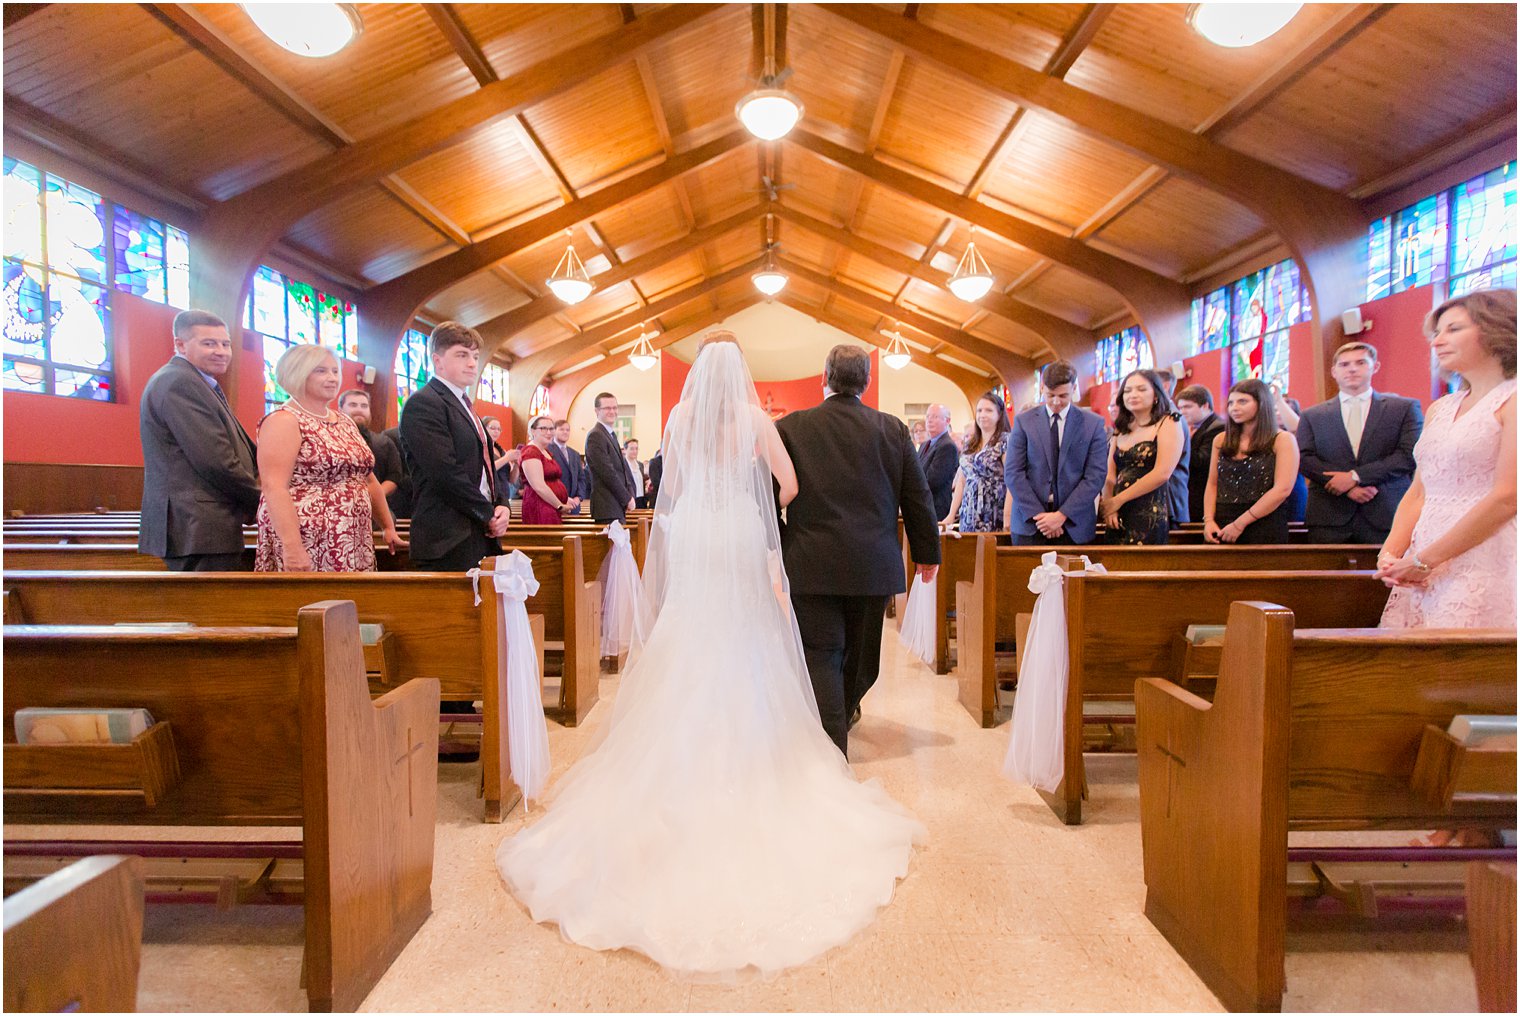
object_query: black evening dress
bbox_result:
[1215,446,1291,544]
[1106,419,1175,545]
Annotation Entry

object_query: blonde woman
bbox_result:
[255,344,404,572]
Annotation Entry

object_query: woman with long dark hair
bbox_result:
[942,391,1012,532]
[1203,379,1300,544]
[1099,369,1184,544]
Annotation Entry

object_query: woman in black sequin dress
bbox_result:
[1204,379,1301,544]
[1100,369,1185,545]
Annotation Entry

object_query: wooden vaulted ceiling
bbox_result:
[4,3,1516,386]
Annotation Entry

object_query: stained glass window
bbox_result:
[1364,163,1515,302]
[990,382,1013,413]
[244,264,360,412]
[110,205,189,307]
[1186,259,1307,392]
[394,327,431,414]
[2,157,114,400]
[477,362,510,405]
[1095,326,1153,384]
[1188,287,1232,355]
[528,384,551,419]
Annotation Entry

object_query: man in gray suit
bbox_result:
[138,309,261,570]
[584,392,636,524]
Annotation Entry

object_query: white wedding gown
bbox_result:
[497,342,924,977]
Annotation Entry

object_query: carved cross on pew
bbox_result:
[395,726,427,818]
[1156,730,1188,819]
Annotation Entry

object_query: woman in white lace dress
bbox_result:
[1379,289,1516,629]
[497,334,923,978]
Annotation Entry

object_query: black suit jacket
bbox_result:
[398,378,506,561]
[776,395,940,596]
[1166,416,1192,524]
[1186,414,1226,524]
[138,356,260,558]
[585,423,635,521]
[917,431,959,520]
[1297,392,1423,530]
[647,452,663,505]
[381,425,414,519]
[547,442,585,499]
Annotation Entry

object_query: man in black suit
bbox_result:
[549,419,587,512]
[380,422,414,520]
[1174,384,1226,526]
[1297,340,1423,544]
[777,346,941,757]
[138,309,261,571]
[1154,368,1193,524]
[646,449,663,506]
[338,388,404,502]
[917,403,958,521]
[398,322,510,571]
[584,392,636,524]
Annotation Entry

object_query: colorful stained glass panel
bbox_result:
[166,225,190,308]
[44,175,106,287]
[2,356,45,393]
[4,158,43,264]
[1450,260,1518,297]
[1366,216,1393,302]
[46,281,110,371]
[1199,288,1230,352]
[1263,260,1305,332]
[286,280,319,344]
[1392,193,1448,294]
[112,204,167,302]
[4,258,47,360]
[54,367,112,400]
[250,266,286,338]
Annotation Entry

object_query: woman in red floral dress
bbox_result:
[256,345,405,571]
[519,413,577,525]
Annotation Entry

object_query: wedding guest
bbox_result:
[139,309,260,571]
[1003,361,1109,545]
[910,419,928,454]
[1204,379,1300,544]
[1271,384,1309,522]
[1297,341,1423,545]
[1175,384,1226,525]
[1380,289,1515,629]
[520,414,579,524]
[1153,367,1192,524]
[623,438,649,509]
[942,391,1011,532]
[1100,369,1184,545]
[959,422,976,452]
[381,421,414,519]
[551,419,588,512]
[255,344,403,572]
[647,448,664,505]
[917,403,957,520]
[586,393,636,523]
[482,416,520,500]
[337,389,403,502]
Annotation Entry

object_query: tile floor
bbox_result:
[8,633,1480,1012]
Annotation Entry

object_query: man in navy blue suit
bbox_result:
[917,403,958,521]
[1002,361,1110,545]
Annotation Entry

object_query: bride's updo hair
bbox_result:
[700,329,739,350]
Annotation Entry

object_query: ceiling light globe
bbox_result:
[242,4,361,58]
[947,274,994,302]
[547,277,593,305]
[883,352,912,371]
[752,270,788,297]
[736,89,804,141]
[629,353,658,372]
[1186,3,1302,48]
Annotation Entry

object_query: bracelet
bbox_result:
[1411,553,1433,572]
[1244,508,1257,521]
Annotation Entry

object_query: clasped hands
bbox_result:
[1097,494,1124,531]
[1324,470,1378,503]
[1376,548,1435,588]
[487,505,512,538]
[1032,509,1067,539]
[558,496,582,515]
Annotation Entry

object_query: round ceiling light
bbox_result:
[736,88,804,141]
[1186,3,1302,48]
[242,4,363,58]
[752,267,788,297]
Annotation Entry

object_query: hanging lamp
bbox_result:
[947,232,994,302]
[882,325,912,371]
[546,232,594,305]
[628,326,659,371]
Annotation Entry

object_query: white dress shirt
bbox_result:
[435,375,491,499]
[1045,404,1070,445]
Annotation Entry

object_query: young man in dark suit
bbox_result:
[917,403,958,521]
[1002,361,1110,545]
[549,419,587,512]
[1297,340,1424,544]
[777,346,941,757]
[138,309,261,571]
[584,392,636,524]
[1175,384,1227,526]
[398,321,511,572]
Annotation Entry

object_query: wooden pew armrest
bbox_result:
[369,677,442,722]
[1135,676,1213,718]
[1411,725,1518,811]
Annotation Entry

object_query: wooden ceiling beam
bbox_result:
[206,3,727,244]
[548,296,761,380]
[423,3,498,87]
[779,258,1039,379]
[364,130,753,319]
[772,204,1092,360]
[3,3,48,28]
[479,205,763,351]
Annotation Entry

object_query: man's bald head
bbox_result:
[924,403,951,439]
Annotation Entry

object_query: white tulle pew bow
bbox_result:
[468,551,551,804]
[598,520,640,657]
[1001,551,1106,793]
[898,526,962,665]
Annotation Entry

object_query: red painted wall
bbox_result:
[1356,284,1441,407]
[660,351,879,430]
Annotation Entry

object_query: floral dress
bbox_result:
[1382,379,1517,629]
[255,404,377,572]
[956,439,1007,532]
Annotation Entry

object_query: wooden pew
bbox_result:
[4,538,600,820]
[1468,861,1518,1013]
[4,602,440,1012]
[1135,602,1516,1012]
[2,542,412,571]
[4,855,145,1012]
[950,534,1382,722]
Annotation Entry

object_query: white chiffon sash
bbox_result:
[598,521,640,657]
[469,551,551,804]
[1001,551,1106,793]
[898,573,937,665]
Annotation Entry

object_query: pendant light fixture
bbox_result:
[628,325,659,372]
[242,4,362,58]
[753,216,788,297]
[882,323,912,371]
[947,229,995,303]
[1186,3,1302,48]
[546,231,594,305]
[736,44,803,141]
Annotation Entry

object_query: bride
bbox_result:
[497,332,924,976]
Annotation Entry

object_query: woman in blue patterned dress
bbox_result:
[943,391,1011,532]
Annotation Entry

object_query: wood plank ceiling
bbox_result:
[4,3,1515,383]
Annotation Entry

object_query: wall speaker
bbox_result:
[1169,359,1188,380]
[1341,308,1372,334]
[360,364,377,384]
